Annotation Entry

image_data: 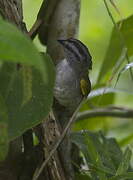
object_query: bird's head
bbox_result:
[58,38,92,71]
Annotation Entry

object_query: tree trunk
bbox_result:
[38,0,81,179]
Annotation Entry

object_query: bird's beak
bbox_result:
[57,39,66,46]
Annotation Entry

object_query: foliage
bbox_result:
[98,15,133,83]
[0,0,133,179]
[71,131,133,180]
[0,17,55,159]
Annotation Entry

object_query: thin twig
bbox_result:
[97,0,133,106]
[28,19,42,40]
[103,0,133,81]
[76,106,133,122]
[28,0,48,39]
[28,0,60,40]
[109,0,123,21]
[32,98,86,180]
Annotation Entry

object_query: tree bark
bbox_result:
[38,0,81,179]
[0,0,23,28]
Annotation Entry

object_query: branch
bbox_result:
[32,0,81,179]
[32,99,85,180]
[76,106,133,121]
[28,0,59,40]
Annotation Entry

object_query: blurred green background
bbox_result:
[23,0,133,145]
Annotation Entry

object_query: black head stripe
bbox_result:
[58,38,92,69]
[62,40,81,61]
[70,38,92,69]
[68,38,92,62]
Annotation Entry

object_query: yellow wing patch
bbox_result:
[80,79,90,96]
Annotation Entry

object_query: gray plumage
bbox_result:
[54,38,92,111]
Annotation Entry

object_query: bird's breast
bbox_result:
[54,59,83,110]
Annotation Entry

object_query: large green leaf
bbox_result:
[0,60,55,140]
[0,17,55,140]
[98,15,133,83]
[0,17,51,86]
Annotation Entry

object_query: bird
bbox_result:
[54,38,92,113]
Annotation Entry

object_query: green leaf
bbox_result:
[116,147,132,176]
[74,87,115,132]
[0,94,8,161]
[0,17,55,140]
[0,61,55,140]
[88,86,133,99]
[83,132,100,163]
[0,17,51,86]
[71,131,132,179]
[71,131,116,178]
[105,138,123,170]
[75,173,91,180]
[109,172,133,180]
[85,85,116,108]
[98,15,133,83]
[121,172,133,179]
[119,133,133,147]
